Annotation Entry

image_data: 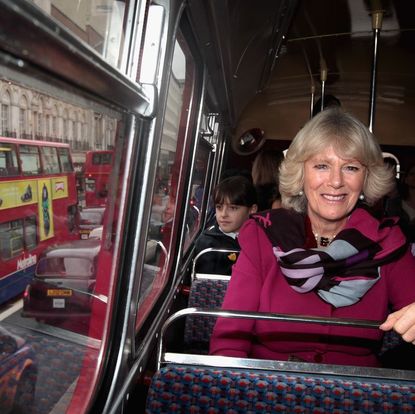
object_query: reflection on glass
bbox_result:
[29,0,128,69]
[0,59,122,412]
[182,140,212,252]
[137,35,195,329]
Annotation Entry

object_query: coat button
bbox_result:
[314,353,323,363]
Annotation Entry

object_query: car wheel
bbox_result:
[12,367,37,414]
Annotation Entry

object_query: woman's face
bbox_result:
[303,145,366,228]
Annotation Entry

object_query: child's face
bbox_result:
[215,198,256,233]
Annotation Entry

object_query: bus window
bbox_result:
[20,145,41,175]
[0,142,19,176]
[40,146,60,173]
[92,152,112,165]
[32,0,130,70]
[57,147,73,172]
[183,137,214,252]
[67,205,77,233]
[0,220,24,260]
[138,32,197,328]
[24,217,37,251]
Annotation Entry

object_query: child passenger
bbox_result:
[193,176,258,275]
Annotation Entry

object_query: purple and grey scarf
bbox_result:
[251,207,407,307]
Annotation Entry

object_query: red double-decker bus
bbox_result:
[0,137,78,305]
[83,150,113,208]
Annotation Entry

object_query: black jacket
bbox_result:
[193,223,240,275]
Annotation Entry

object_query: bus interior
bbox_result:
[0,0,414,413]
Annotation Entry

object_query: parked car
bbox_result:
[22,240,102,327]
[0,326,37,414]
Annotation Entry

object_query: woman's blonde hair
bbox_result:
[279,108,394,213]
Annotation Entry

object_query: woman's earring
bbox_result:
[298,190,304,196]
[359,193,365,201]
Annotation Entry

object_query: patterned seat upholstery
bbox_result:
[379,330,404,355]
[146,365,415,413]
[184,279,229,348]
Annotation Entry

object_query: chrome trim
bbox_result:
[368,10,383,132]
[194,273,231,281]
[0,0,150,115]
[157,307,382,370]
[157,308,415,382]
[191,248,239,280]
[162,353,415,382]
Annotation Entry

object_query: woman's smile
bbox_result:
[303,145,366,232]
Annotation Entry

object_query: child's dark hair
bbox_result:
[213,176,257,207]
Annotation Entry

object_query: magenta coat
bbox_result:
[209,209,415,367]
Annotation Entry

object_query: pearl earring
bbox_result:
[359,193,365,200]
[298,190,304,196]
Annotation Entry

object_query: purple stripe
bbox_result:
[273,248,321,265]
[345,249,369,266]
[290,275,322,292]
[281,265,324,280]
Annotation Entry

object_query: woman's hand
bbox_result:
[379,303,415,344]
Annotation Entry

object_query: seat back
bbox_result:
[148,308,415,414]
[146,364,415,413]
[184,278,229,348]
[191,248,239,280]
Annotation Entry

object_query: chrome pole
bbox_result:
[368,9,383,133]
[320,58,327,112]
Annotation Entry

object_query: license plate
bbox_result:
[47,289,72,297]
[53,299,65,308]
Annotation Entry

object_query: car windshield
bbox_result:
[36,257,94,278]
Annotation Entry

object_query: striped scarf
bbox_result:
[251,207,407,307]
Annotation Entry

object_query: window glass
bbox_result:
[57,147,73,172]
[137,33,196,329]
[20,145,41,175]
[92,152,112,165]
[183,140,213,252]
[0,220,24,260]
[29,0,130,70]
[0,142,19,176]
[40,146,60,173]
[24,216,37,250]
[0,5,133,411]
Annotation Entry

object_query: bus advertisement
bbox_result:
[0,137,78,305]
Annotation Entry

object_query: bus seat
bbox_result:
[184,277,229,350]
[191,248,239,280]
[183,283,405,357]
[146,364,415,414]
[147,309,415,413]
[379,330,404,355]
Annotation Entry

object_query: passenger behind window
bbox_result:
[193,176,257,275]
[210,108,415,367]
[252,149,284,211]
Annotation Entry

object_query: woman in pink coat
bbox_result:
[209,108,415,367]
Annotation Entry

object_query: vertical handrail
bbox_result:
[319,58,327,112]
[368,8,383,133]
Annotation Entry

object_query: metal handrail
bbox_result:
[191,247,239,280]
[157,307,382,369]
